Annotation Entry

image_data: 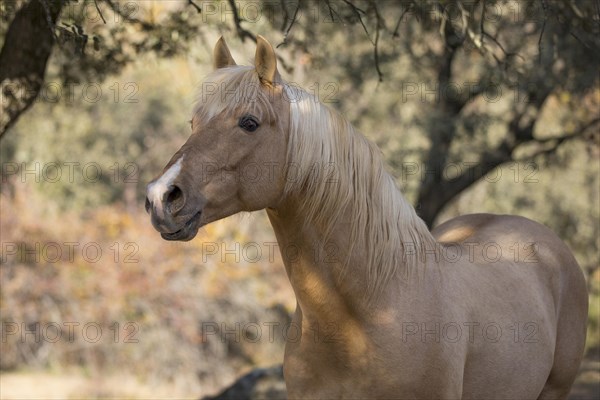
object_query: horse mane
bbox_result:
[195,66,436,298]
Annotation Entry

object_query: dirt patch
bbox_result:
[0,370,200,400]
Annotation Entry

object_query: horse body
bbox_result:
[269,202,587,399]
[145,36,588,399]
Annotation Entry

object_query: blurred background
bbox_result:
[0,0,598,398]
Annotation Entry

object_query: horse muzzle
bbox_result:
[145,180,204,241]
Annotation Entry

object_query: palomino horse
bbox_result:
[145,36,588,399]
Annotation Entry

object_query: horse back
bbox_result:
[430,213,588,398]
[432,213,586,295]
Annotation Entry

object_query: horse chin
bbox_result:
[160,211,202,241]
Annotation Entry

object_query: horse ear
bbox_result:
[213,36,236,69]
[254,35,278,85]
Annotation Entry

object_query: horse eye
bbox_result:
[239,115,259,132]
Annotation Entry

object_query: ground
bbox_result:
[0,352,598,399]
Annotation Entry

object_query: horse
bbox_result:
[145,36,588,399]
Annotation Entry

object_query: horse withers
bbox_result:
[145,36,588,399]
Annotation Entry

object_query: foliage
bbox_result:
[1,57,196,210]
[0,180,294,397]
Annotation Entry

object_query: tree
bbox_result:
[249,0,600,226]
[1,0,599,228]
[0,0,66,136]
[0,0,202,137]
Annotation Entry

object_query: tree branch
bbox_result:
[277,3,299,48]
[93,0,107,24]
[519,117,600,159]
[324,0,341,23]
[187,0,202,14]
[103,0,154,30]
[370,1,384,82]
[342,0,373,45]
[535,117,600,144]
[228,0,255,43]
[480,0,486,45]
[392,3,412,38]
[538,0,548,64]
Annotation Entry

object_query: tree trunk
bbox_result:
[0,0,65,138]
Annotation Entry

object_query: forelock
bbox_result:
[193,66,276,123]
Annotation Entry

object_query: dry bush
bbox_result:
[0,179,295,396]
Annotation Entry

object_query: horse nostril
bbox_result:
[165,185,185,214]
[145,197,152,214]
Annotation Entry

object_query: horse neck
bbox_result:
[270,93,436,324]
[266,200,375,325]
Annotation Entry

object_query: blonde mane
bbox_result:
[195,66,436,297]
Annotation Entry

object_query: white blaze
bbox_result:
[147,156,183,218]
